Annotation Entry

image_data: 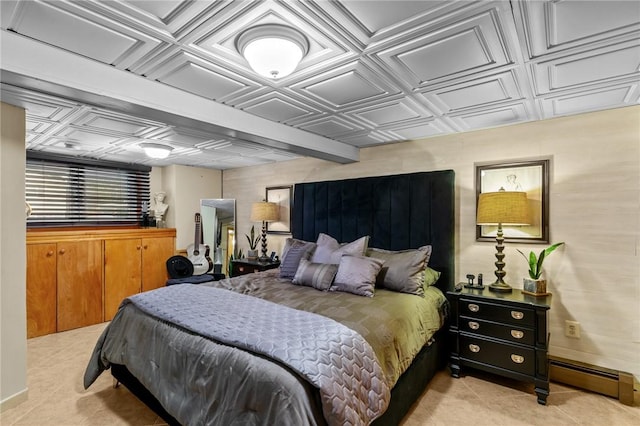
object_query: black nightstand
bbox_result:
[447,285,552,404]
[231,259,280,277]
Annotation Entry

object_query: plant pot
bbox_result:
[522,278,549,296]
[247,249,258,260]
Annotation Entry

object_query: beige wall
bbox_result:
[151,165,223,249]
[0,103,28,410]
[224,105,640,382]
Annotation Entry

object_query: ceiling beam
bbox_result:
[0,30,359,164]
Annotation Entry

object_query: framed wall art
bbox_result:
[476,158,550,243]
[266,185,292,234]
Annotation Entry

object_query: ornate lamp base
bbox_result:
[489,223,512,293]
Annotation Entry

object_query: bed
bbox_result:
[84,170,455,425]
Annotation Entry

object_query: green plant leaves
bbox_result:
[517,242,564,280]
[245,225,260,250]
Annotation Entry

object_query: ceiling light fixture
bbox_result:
[140,143,173,159]
[236,24,309,79]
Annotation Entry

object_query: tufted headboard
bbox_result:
[291,170,455,291]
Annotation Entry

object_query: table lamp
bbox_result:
[250,201,280,262]
[476,189,530,292]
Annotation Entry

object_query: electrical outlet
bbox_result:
[565,320,581,338]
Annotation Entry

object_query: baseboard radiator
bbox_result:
[549,356,635,405]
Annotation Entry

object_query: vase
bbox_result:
[247,249,258,260]
[522,277,549,296]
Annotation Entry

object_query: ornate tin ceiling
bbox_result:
[1,0,638,169]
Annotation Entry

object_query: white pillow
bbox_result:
[310,233,369,264]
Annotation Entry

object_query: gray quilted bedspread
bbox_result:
[87,284,390,425]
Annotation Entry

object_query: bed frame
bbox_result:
[112,169,455,425]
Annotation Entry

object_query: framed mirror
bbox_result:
[200,199,236,276]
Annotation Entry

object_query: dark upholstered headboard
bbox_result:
[291,170,455,291]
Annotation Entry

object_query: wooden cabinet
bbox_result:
[141,236,175,292]
[27,240,103,335]
[26,243,57,338]
[447,285,551,404]
[105,239,142,321]
[104,235,175,320]
[57,240,103,332]
[27,227,176,336]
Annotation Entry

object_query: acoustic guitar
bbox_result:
[186,213,213,275]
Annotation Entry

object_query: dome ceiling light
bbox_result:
[140,143,173,159]
[236,24,309,79]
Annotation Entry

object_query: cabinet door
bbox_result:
[57,240,103,331]
[104,239,142,321]
[26,243,57,338]
[141,236,175,292]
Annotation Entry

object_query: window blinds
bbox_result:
[26,152,151,227]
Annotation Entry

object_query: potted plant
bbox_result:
[245,225,259,260]
[517,242,564,295]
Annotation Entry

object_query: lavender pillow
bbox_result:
[331,255,384,297]
[367,245,432,296]
[279,243,315,279]
[310,233,369,264]
[292,259,338,291]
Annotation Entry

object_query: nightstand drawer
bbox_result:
[460,298,535,327]
[460,316,534,346]
[460,334,535,376]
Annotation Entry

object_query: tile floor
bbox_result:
[2,323,638,425]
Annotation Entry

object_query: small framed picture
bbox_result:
[476,158,550,243]
[266,185,292,234]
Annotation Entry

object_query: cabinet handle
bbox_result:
[143,245,148,249]
[46,251,54,256]
[468,321,480,330]
[59,249,66,255]
[511,354,525,364]
[136,246,141,250]
[511,330,524,339]
[468,303,480,312]
[469,344,480,353]
[511,310,524,320]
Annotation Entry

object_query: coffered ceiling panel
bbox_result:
[532,41,640,94]
[539,83,639,117]
[1,0,638,169]
[428,70,525,113]
[516,0,640,57]
[153,53,256,102]
[374,6,515,90]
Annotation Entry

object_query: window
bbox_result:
[26,151,150,227]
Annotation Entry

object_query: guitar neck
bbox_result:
[193,214,201,254]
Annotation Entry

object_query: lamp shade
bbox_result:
[250,201,280,222]
[236,24,309,79]
[140,143,173,159]
[477,191,530,225]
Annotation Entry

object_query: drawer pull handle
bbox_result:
[468,321,480,330]
[468,303,480,312]
[469,344,480,353]
[511,310,524,320]
[511,354,525,364]
[511,330,524,339]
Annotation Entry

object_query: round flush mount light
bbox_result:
[236,24,309,79]
[140,143,173,159]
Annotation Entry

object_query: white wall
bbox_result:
[224,106,640,382]
[151,165,223,249]
[0,102,28,410]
